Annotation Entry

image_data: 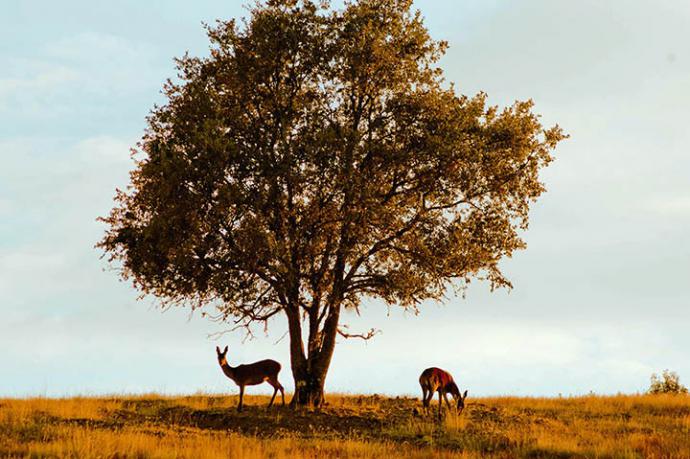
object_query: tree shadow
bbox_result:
[107,400,388,439]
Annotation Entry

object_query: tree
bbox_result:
[648,370,688,395]
[98,0,565,407]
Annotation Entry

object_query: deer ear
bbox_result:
[223,345,228,354]
[215,346,221,354]
[463,390,468,399]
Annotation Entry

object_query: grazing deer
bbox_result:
[215,345,285,412]
[419,367,468,418]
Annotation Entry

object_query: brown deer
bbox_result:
[419,367,468,418]
[215,345,285,411]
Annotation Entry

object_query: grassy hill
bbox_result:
[1,393,688,458]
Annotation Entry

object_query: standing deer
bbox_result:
[215,345,285,412]
[419,367,468,418]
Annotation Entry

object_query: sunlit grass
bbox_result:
[1,393,688,458]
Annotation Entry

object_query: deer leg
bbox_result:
[421,387,428,409]
[268,385,277,408]
[443,393,452,411]
[267,377,282,408]
[438,390,443,419]
[238,385,244,412]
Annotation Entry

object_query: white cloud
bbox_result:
[0,197,12,216]
[0,135,135,305]
[0,32,163,123]
[0,251,66,272]
[0,64,78,97]
[45,32,155,63]
[42,32,160,97]
[643,195,690,217]
[74,136,133,164]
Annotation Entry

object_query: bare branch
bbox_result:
[273,330,289,345]
[337,325,380,341]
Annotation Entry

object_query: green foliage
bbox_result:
[648,370,688,395]
[98,0,565,403]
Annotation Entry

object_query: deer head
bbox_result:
[457,389,468,413]
[215,345,228,365]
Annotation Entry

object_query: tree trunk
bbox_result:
[286,302,341,408]
[290,363,327,407]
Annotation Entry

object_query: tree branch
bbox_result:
[337,325,380,341]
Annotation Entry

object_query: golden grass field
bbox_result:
[1,393,689,458]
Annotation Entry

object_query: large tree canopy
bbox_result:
[99,0,565,406]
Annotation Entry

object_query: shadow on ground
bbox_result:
[86,396,516,453]
[107,396,408,438]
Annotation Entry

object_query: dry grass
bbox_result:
[1,393,688,458]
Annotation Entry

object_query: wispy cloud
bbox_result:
[0,32,163,133]
[0,135,134,307]
[0,64,78,98]
[643,195,690,217]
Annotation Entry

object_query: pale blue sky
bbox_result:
[1,1,689,398]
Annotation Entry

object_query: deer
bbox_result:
[215,345,285,412]
[419,367,468,418]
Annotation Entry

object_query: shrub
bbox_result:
[648,370,689,395]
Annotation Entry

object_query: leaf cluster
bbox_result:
[649,370,689,395]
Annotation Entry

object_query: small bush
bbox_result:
[648,370,688,395]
